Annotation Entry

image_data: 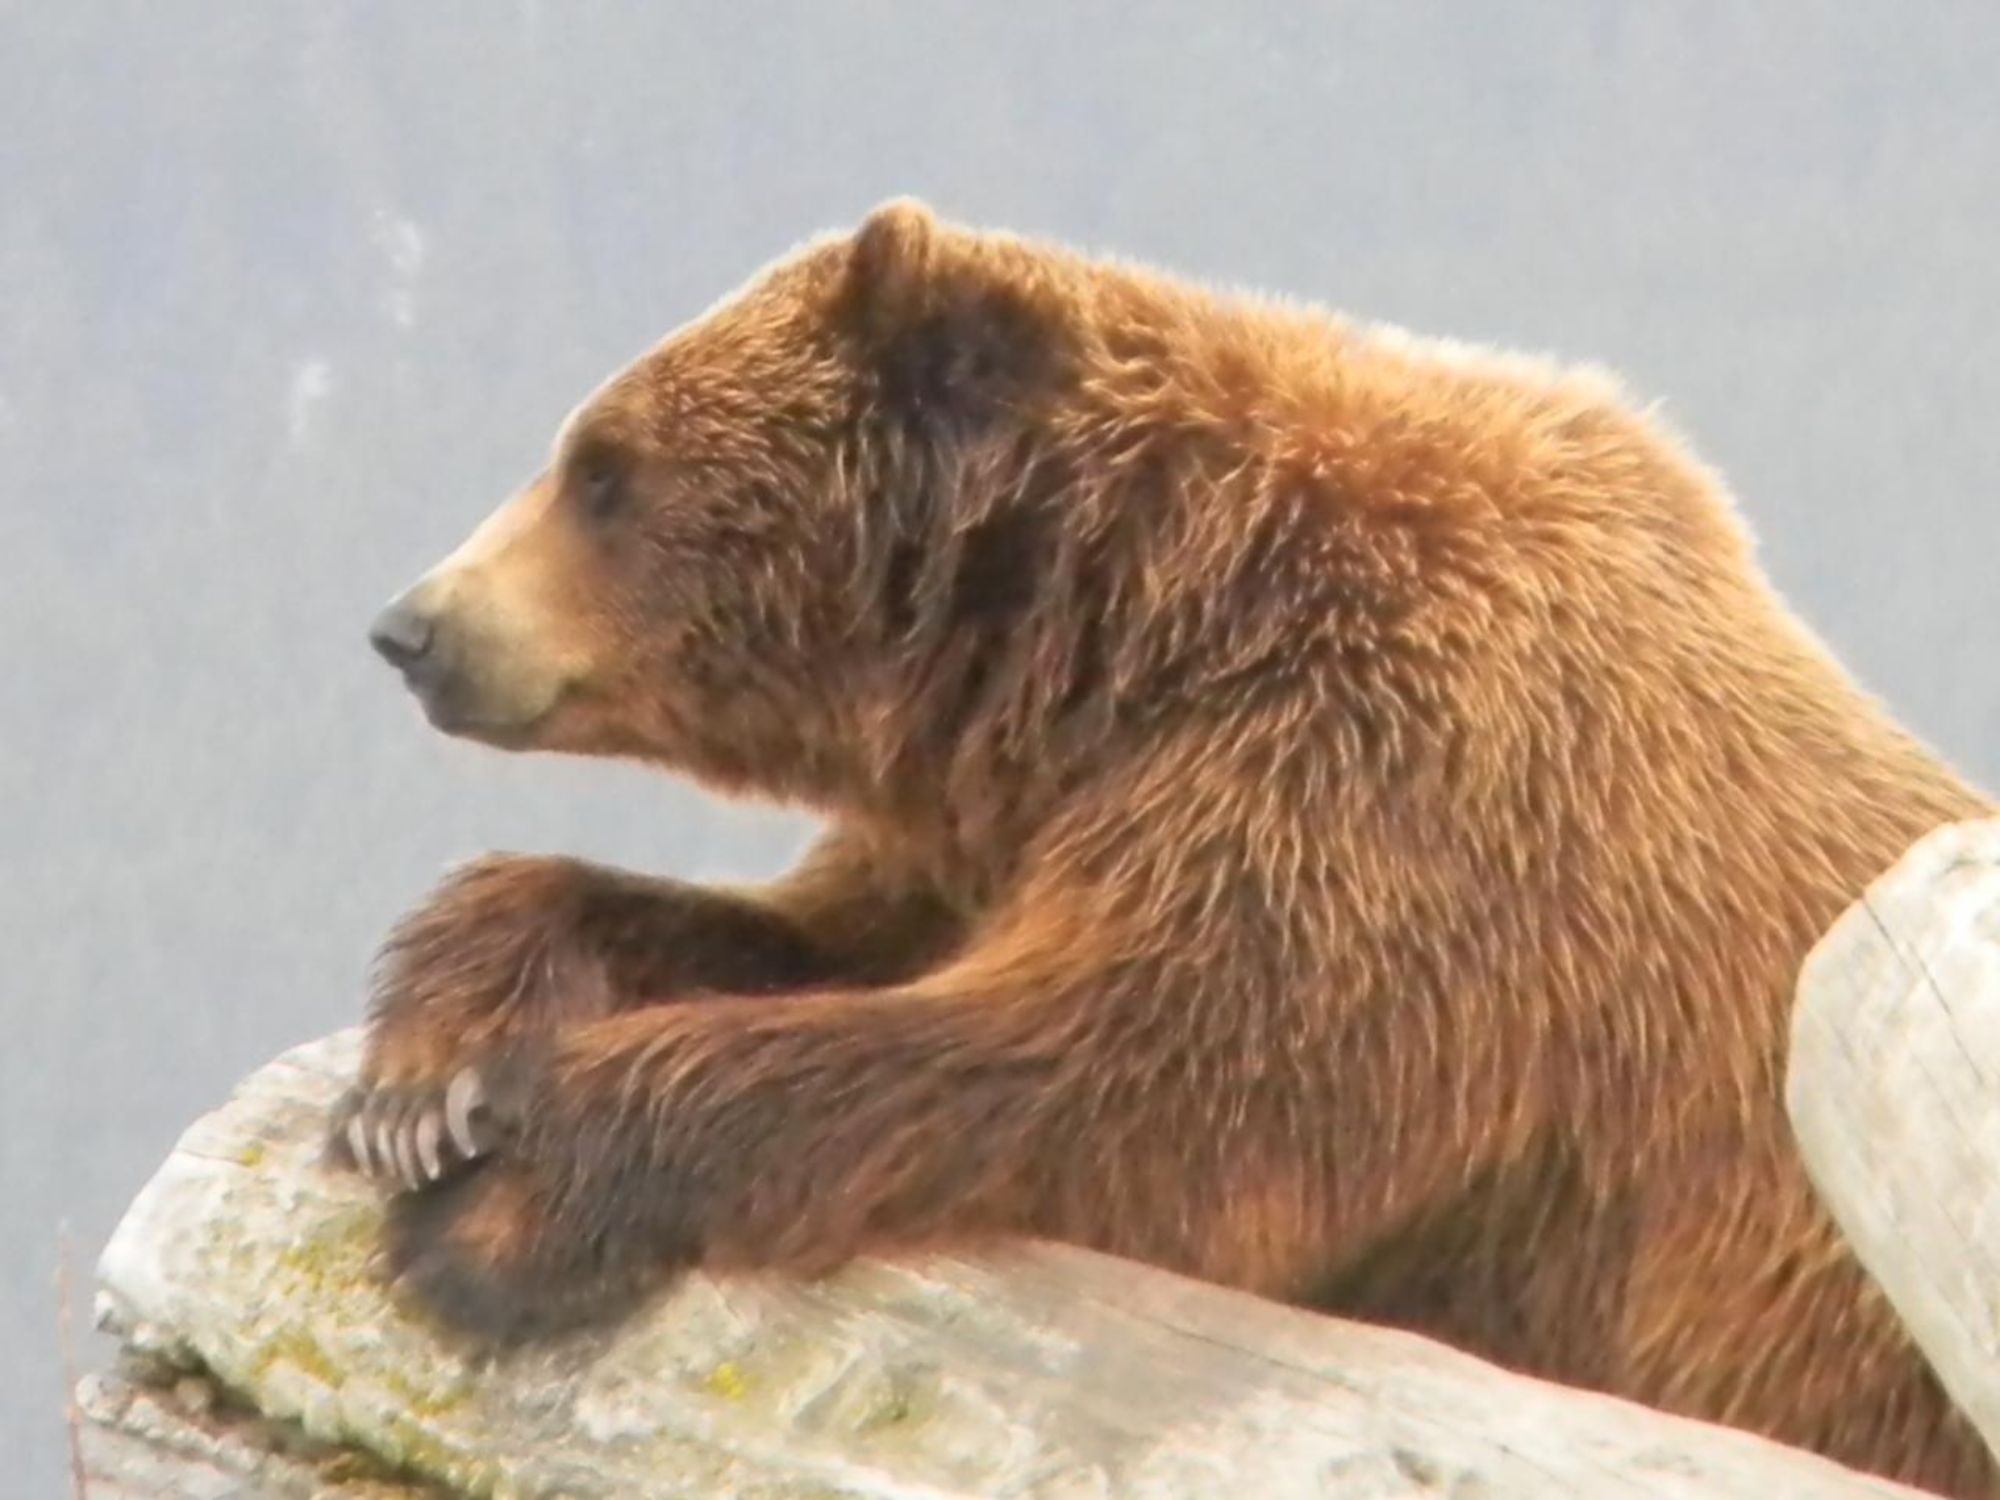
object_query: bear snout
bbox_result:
[368,586,479,732]
[365,570,576,747]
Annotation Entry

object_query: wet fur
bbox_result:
[341,201,1994,1495]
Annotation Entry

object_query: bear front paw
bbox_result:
[380,1156,658,1347]
[326,1065,503,1191]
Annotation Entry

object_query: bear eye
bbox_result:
[573,448,628,522]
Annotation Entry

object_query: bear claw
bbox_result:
[445,1067,487,1160]
[328,1067,498,1193]
[415,1110,445,1181]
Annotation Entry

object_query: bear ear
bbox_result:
[840,198,1053,423]
[848,198,941,331]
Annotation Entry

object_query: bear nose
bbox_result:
[369,595,436,669]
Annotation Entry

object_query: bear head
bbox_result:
[368,200,1078,808]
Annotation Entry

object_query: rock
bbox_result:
[77,1366,426,1498]
[86,1030,1937,1498]
[1790,816,2000,1467]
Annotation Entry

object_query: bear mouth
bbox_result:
[395,663,567,750]
[418,698,544,749]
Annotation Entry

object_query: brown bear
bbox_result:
[336,199,1994,1495]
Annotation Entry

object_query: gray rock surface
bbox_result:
[87,1029,1938,1498]
[1791,816,2000,1469]
[77,1367,426,1498]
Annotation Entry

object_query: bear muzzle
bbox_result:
[370,477,600,746]
[368,582,569,746]
[369,586,481,734]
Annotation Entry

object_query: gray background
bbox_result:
[5,3,1998,1485]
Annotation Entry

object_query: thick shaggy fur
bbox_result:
[339,200,1993,1495]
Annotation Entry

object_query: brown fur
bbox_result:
[340,200,1995,1494]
